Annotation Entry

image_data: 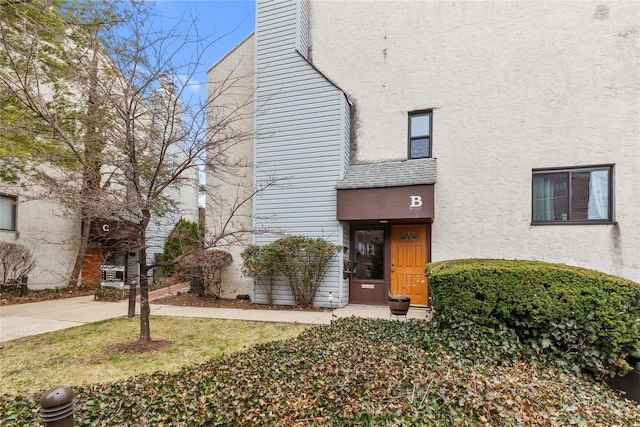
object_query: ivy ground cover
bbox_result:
[2,318,638,426]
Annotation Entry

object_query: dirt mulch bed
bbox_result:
[152,291,325,312]
[1,285,325,313]
[108,340,173,355]
[0,286,96,306]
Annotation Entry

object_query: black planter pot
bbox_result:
[388,296,411,315]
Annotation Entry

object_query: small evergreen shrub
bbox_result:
[426,259,640,376]
[249,236,341,308]
[94,285,126,301]
[270,236,341,308]
[94,280,167,301]
[241,244,278,306]
[160,219,203,275]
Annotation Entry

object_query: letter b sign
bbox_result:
[409,196,422,208]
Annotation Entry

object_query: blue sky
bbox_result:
[152,0,255,98]
[149,1,255,203]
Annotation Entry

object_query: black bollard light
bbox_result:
[40,386,74,427]
[20,276,28,297]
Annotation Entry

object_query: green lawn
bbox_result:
[0,315,308,395]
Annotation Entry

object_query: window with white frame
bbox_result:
[0,194,17,231]
[408,111,432,159]
[532,166,613,223]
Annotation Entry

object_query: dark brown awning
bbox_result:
[337,184,434,221]
[89,218,138,243]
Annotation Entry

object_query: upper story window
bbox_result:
[0,194,17,231]
[532,165,613,224]
[408,111,432,159]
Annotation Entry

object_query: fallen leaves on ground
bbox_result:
[1,318,637,426]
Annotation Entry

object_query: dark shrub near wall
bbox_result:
[426,259,640,376]
[269,236,342,308]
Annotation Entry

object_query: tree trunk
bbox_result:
[69,48,104,289]
[68,209,92,287]
[139,274,151,342]
[138,213,152,342]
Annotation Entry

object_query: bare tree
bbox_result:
[1,0,263,342]
[101,4,258,342]
[0,241,36,285]
[0,0,129,287]
[177,249,232,299]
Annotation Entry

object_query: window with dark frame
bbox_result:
[408,111,432,159]
[0,194,17,231]
[532,166,613,224]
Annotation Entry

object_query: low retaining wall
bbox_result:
[135,282,190,303]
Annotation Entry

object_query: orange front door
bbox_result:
[390,225,428,306]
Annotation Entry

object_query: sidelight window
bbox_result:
[353,229,385,280]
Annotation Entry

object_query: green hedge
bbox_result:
[161,219,203,275]
[94,281,168,301]
[94,285,129,301]
[426,259,640,376]
[242,236,341,308]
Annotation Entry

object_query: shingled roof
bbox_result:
[336,158,437,189]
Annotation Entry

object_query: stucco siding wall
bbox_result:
[309,1,640,281]
[0,195,78,289]
[180,166,200,224]
[206,33,256,298]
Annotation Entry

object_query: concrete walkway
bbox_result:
[0,296,429,342]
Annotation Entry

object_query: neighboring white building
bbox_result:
[207,0,640,307]
[0,76,200,289]
[0,188,80,288]
[206,33,256,298]
[146,75,200,277]
[0,3,200,290]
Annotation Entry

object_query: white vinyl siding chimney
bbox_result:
[253,0,350,306]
